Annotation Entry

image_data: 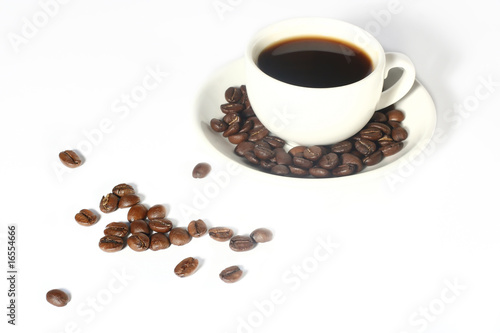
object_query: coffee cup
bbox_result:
[245,17,416,146]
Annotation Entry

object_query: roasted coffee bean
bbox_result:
[112,183,135,197]
[118,194,140,208]
[247,116,263,129]
[219,265,243,283]
[391,126,408,142]
[288,146,306,156]
[169,228,192,246]
[188,219,207,238]
[264,136,286,148]
[254,145,275,160]
[239,119,254,133]
[380,142,404,156]
[149,233,170,251]
[354,138,377,156]
[127,204,148,222]
[223,112,241,126]
[59,150,82,168]
[254,140,271,150]
[250,228,273,243]
[99,235,125,252]
[209,227,234,242]
[192,162,211,178]
[378,135,394,146]
[130,220,150,234]
[303,146,323,161]
[318,153,339,170]
[387,120,402,128]
[248,127,269,142]
[243,151,260,165]
[271,164,290,175]
[363,150,383,166]
[260,160,277,170]
[289,165,309,176]
[274,148,292,165]
[228,133,249,144]
[75,209,98,226]
[360,128,383,141]
[293,156,314,169]
[331,164,356,177]
[127,233,150,252]
[331,140,353,153]
[370,111,387,122]
[309,167,331,178]
[366,122,391,135]
[386,109,405,122]
[210,118,228,132]
[46,289,70,307]
[104,222,129,237]
[147,204,167,220]
[99,193,119,214]
[241,106,255,118]
[341,153,363,172]
[225,87,242,103]
[223,122,240,137]
[229,235,256,252]
[149,219,173,233]
[220,103,244,114]
[174,257,199,277]
[235,141,255,157]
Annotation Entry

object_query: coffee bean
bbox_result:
[263,136,286,148]
[241,106,255,118]
[174,257,199,277]
[331,141,353,153]
[169,228,192,246]
[130,220,150,234]
[360,128,383,141]
[104,222,129,237]
[112,183,135,197]
[99,193,119,214]
[331,164,356,177]
[127,204,148,222]
[386,109,405,122]
[239,119,254,133]
[149,219,173,233]
[225,87,243,103]
[309,167,331,178]
[370,111,387,122]
[380,142,404,156]
[391,126,408,142]
[243,151,260,165]
[223,112,241,126]
[46,289,70,307]
[192,162,211,178]
[250,228,273,243]
[210,118,228,132]
[188,219,207,238]
[248,127,269,142]
[229,235,256,252]
[387,120,402,128]
[235,141,255,157]
[289,165,309,176]
[254,145,275,160]
[318,153,339,170]
[378,135,394,146]
[75,209,98,226]
[149,233,170,251]
[363,150,383,166]
[304,146,323,161]
[366,122,391,135]
[99,235,125,252]
[219,265,243,283]
[118,194,140,209]
[271,164,290,175]
[288,146,306,156]
[147,204,167,220]
[228,133,249,144]
[209,227,234,242]
[220,103,244,114]
[59,150,82,168]
[274,148,292,165]
[248,116,263,130]
[223,122,240,137]
[293,156,314,169]
[341,153,363,172]
[127,233,150,252]
[354,139,377,156]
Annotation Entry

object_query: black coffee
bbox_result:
[257,36,372,88]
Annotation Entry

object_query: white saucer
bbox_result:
[194,57,437,182]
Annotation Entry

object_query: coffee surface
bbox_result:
[257,36,372,88]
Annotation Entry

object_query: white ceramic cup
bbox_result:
[245,17,416,146]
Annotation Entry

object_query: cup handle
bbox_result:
[375,52,416,110]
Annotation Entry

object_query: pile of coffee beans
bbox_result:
[210,85,408,178]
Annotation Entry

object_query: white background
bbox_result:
[1,0,499,332]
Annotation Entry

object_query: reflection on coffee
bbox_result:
[257,36,373,88]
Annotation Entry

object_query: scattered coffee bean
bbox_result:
[304,146,323,161]
[130,220,150,235]
[331,164,356,177]
[366,122,391,135]
[147,204,167,220]
[341,153,364,172]
[264,136,286,148]
[250,228,273,243]
[391,126,408,142]
[370,111,387,122]
[354,139,377,156]
[271,164,290,175]
[225,86,243,103]
[46,289,70,307]
[174,257,199,277]
[99,235,125,252]
[112,183,135,197]
[331,141,352,154]
[99,193,119,214]
[289,146,306,156]
[209,227,234,242]
[229,235,256,252]
[149,218,173,233]
[275,148,292,165]
[229,133,249,144]
[150,233,170,251]
[104,222,129,237]
[363,150,383,166]
[75,209,98,226]
[210,118,228,132]
[221,103,244,114]
[169,227,192,246]
[192,162,211,178]
[387,109,405,122]
[380,142,404,156]
[59,150,82,168]
[309,167,331,178]
[289,165,309,176]
[219,265,243,283]
[248,127,269,142]
[127,204,148,222]
[254,145,275,160]
[360,128,383,141]
[318,153,339,170]
[127,233,150,252]
[118,194,140,208]
[235,141,255,157]
[188,219,207,238]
